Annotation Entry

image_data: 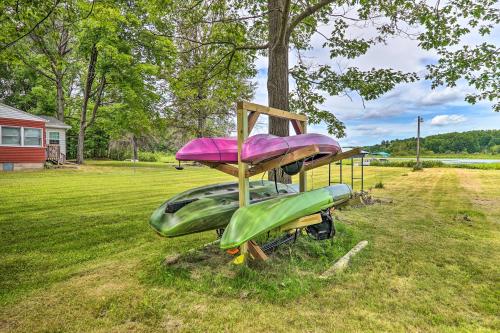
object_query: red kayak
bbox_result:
[176,133,341,164]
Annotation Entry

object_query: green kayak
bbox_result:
[220,184,352,249]
[149,181,296,237]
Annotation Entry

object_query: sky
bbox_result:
[249,17,499,147]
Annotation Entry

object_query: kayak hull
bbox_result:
[175,134,341,164]
[220,184,352,249]
[175,137,237,163]
[150,181,297,237]
[242,134,341,164]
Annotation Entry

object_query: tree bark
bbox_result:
[76,126,86,164]
[197,115,205,138]
[267,0,291,183]
[76,45,98,165]
[55,76,65,121]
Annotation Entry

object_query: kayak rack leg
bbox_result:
[299,120,307,192]
[234,102,309,264]
[328,162,331,186]
[248,240,268,261]
[237,105,250,261]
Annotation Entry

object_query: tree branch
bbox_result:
[155,32,268,51]
[0,0,61,52]
[86,74,106,129]
[199,12,270,24]
[278,0,291,45]
[16,51,57,82]
[235,43,269,51]
[287,0,336,40]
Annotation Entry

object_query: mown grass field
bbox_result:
[0,163,499,332]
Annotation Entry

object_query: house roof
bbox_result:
[38,115,71,129]
[0,103,47,122]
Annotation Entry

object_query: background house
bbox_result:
[0,103,71,171]
[39,116,71,164]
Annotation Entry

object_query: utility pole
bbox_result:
[416,116,424,167]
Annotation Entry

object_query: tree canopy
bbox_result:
[162,0,499,138]
[0,0,498,163]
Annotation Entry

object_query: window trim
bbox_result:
[0,125,44,147]
[23,127,43,147]
[48,131,60,145]
[0,125,22,146]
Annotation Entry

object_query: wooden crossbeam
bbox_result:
[247,145,320,177]
[200,147,361,178]
[201,162,239,177]
[237,101,307,122]
[247,240,268,261]
[248,111,260,133]
[279,213,322,232]
[290,119,304,135]
[302,147,362,172]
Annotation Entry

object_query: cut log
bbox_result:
[320,240,368,278]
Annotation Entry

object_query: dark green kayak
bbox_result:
[150,181,297,237]
[220,184,352,249]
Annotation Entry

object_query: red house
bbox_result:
[0,103,59,171]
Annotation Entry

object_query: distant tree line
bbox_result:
[366,130,500,155]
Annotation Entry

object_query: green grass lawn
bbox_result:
[0,163,499,332]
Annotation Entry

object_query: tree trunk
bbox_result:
[76,45,98,165]
[267,0,291,183]
[55,77,65,121]
[76,127,85,164]
[197,114,205,138]
[132,135,138,161]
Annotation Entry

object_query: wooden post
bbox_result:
[299,120,307,192]
[237,104,250,258]
[416,116,423,167]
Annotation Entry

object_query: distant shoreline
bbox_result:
[388,154,498,160]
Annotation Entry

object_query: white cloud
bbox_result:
[362,105,405,119]
[247,15,498,146]
[419,87,467,106]
[430,114,467,126]
[350,125,392,135]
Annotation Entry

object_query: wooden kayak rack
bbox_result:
[203,102,361,263]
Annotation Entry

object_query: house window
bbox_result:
[24,128,42,146]
[1,127,21,145]
[49,131,60,145]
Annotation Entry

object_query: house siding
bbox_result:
[0,117,46,164]
[46,127,67,155]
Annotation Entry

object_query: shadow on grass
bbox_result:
[141,222,364,304]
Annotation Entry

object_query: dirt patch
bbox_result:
[455,169,498,210]
[69,261,137,298]
[160,314,184,331]
[456,169,482,193]
[164,244,236,279]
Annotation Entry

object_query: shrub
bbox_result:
[369,160,444,168]
[374,181,384,189]
[137,151,158,162]
[108,148,131,161]
[413,164,423,171]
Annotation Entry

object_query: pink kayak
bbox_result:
[175,137,238,163]
[175,134,341,164]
